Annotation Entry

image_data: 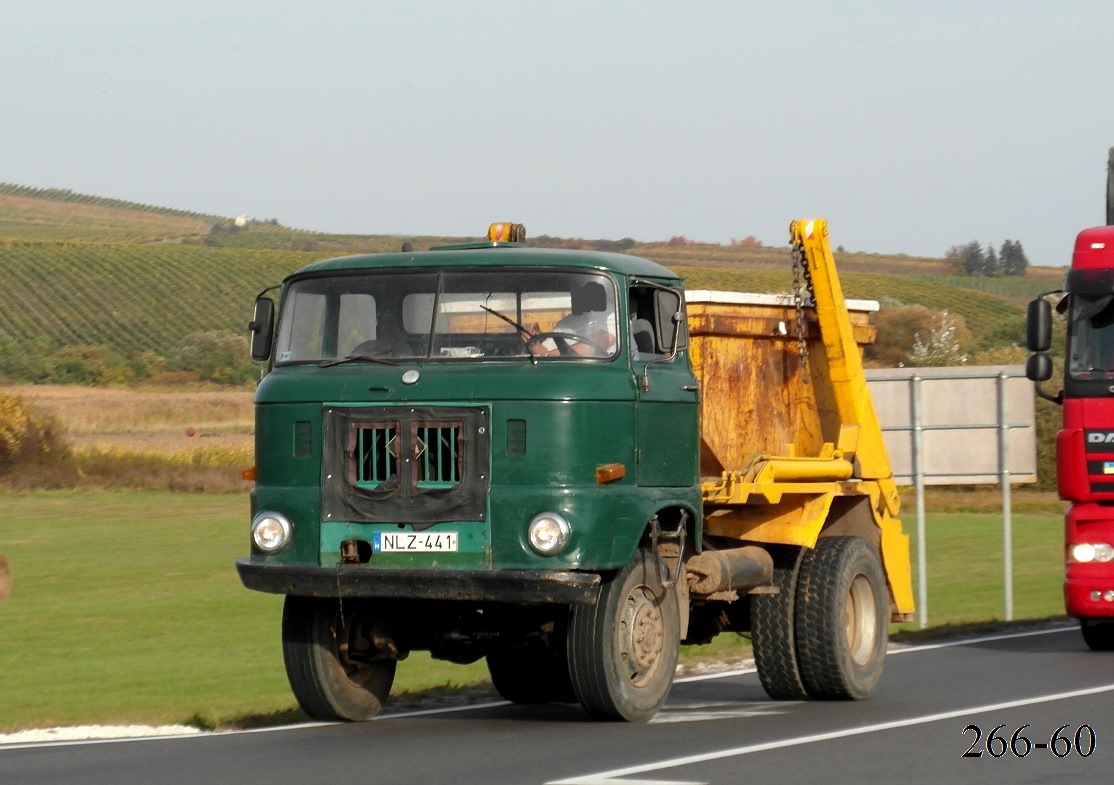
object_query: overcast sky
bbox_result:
[4,1,1113,266]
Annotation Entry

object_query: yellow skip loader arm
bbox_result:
[700,218,914,618]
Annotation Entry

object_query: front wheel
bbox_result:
[282,596,397,721]
[794,537,889,700]
[567,549,680,722]
[1081,618,1114,651]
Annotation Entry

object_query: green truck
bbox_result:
[237,220,913,722]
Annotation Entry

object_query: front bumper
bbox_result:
[235,559,601,605]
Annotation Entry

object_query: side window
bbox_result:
[276,289,327,362]
[629,285,684,360]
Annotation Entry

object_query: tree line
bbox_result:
[946,240,1029,277]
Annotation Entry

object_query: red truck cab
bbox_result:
[1028,224,1114,650]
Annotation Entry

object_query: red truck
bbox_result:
[1025,148,1114,650]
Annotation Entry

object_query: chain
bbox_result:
[791,243,812,383]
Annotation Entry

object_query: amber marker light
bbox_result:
[595,463,626,484]
[242,466,257,482]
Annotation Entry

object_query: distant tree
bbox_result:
[867,304,971,367]
[173,331,255,385]
[983,243,1000,277]
[963,241,985,276]
[730,235,764,248]
[666,236,695,246]
[906,310,970,366]
[1000,239,1029,276]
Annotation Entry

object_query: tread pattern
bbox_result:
[567,550,679,721]
[795,537,887,700]
[751,546,808,699]
[282,596,396,721]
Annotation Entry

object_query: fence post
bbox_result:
[912,374,927,629]
[998,371,1014,621]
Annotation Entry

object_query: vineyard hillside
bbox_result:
[0,238,1028,363]
[0,181,1056,372]
[0,240,322,357]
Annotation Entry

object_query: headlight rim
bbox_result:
[527,512,571,556]
[252,511,294,554]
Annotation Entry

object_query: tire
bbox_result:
[795,537,888,700]
[486,645,576,704]
[751,546,808,699]
[281,595,397,721]
[1081,618,1114,651]
[567,549,680,721]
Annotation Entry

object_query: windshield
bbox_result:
[1069,293,1114,380]
[273,268,619,365]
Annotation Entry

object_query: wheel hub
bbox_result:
[619,586,664,685]
[844,573,878,666]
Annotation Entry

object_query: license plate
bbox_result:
[372,531,458,553]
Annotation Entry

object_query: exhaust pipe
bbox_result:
[685,546,773,597]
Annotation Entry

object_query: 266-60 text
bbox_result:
[962,724,1095,758]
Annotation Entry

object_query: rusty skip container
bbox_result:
[686,289,879,478]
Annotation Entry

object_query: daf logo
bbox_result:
[1087,431,1114,444]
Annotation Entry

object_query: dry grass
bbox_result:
[2,383,253,452]
[0,384,254,492]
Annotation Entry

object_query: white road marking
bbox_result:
[545,683,1114,785]
[0,623,1081,752]
[650,702,788,724]
[554,779,704,785]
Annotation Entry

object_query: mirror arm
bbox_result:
[639,307,685,392]
[1035,383,1063,405]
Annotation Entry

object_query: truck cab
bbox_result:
[1027,224,1114,650]
[239,229,702,720]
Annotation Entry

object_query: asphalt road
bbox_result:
[3,624,1111,785]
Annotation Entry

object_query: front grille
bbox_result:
[415,424,461,488]
[352,423,461,489]
[356,424,400,485]
[323,406,489,526]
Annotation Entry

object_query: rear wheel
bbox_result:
[567,549,680,721]
[794,537,888,699]
[751,546,808,699]
[1081,618,1114,651]
[282,596,397,721]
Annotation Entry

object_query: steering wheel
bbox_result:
[525,331,607,357]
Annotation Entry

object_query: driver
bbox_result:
[526,280,615,357]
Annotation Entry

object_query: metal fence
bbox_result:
[865,366,1037,628]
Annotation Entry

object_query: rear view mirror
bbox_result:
[1026,298,1052,352]
[1026,352,1052,382]
[249,297,275,362]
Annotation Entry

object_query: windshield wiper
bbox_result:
[319,355,400,368]
[481,305,532,338]
[481,305,539,365]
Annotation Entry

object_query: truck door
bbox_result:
[630,283,700,487]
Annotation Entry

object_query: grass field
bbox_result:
[0,491,1066,732]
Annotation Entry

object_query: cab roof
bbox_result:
[287,243,681,282]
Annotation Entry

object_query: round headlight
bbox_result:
[527,512,571,556]
[1071,543,1097,563]
[1094,543,1114,563]
[252,512,293,554]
